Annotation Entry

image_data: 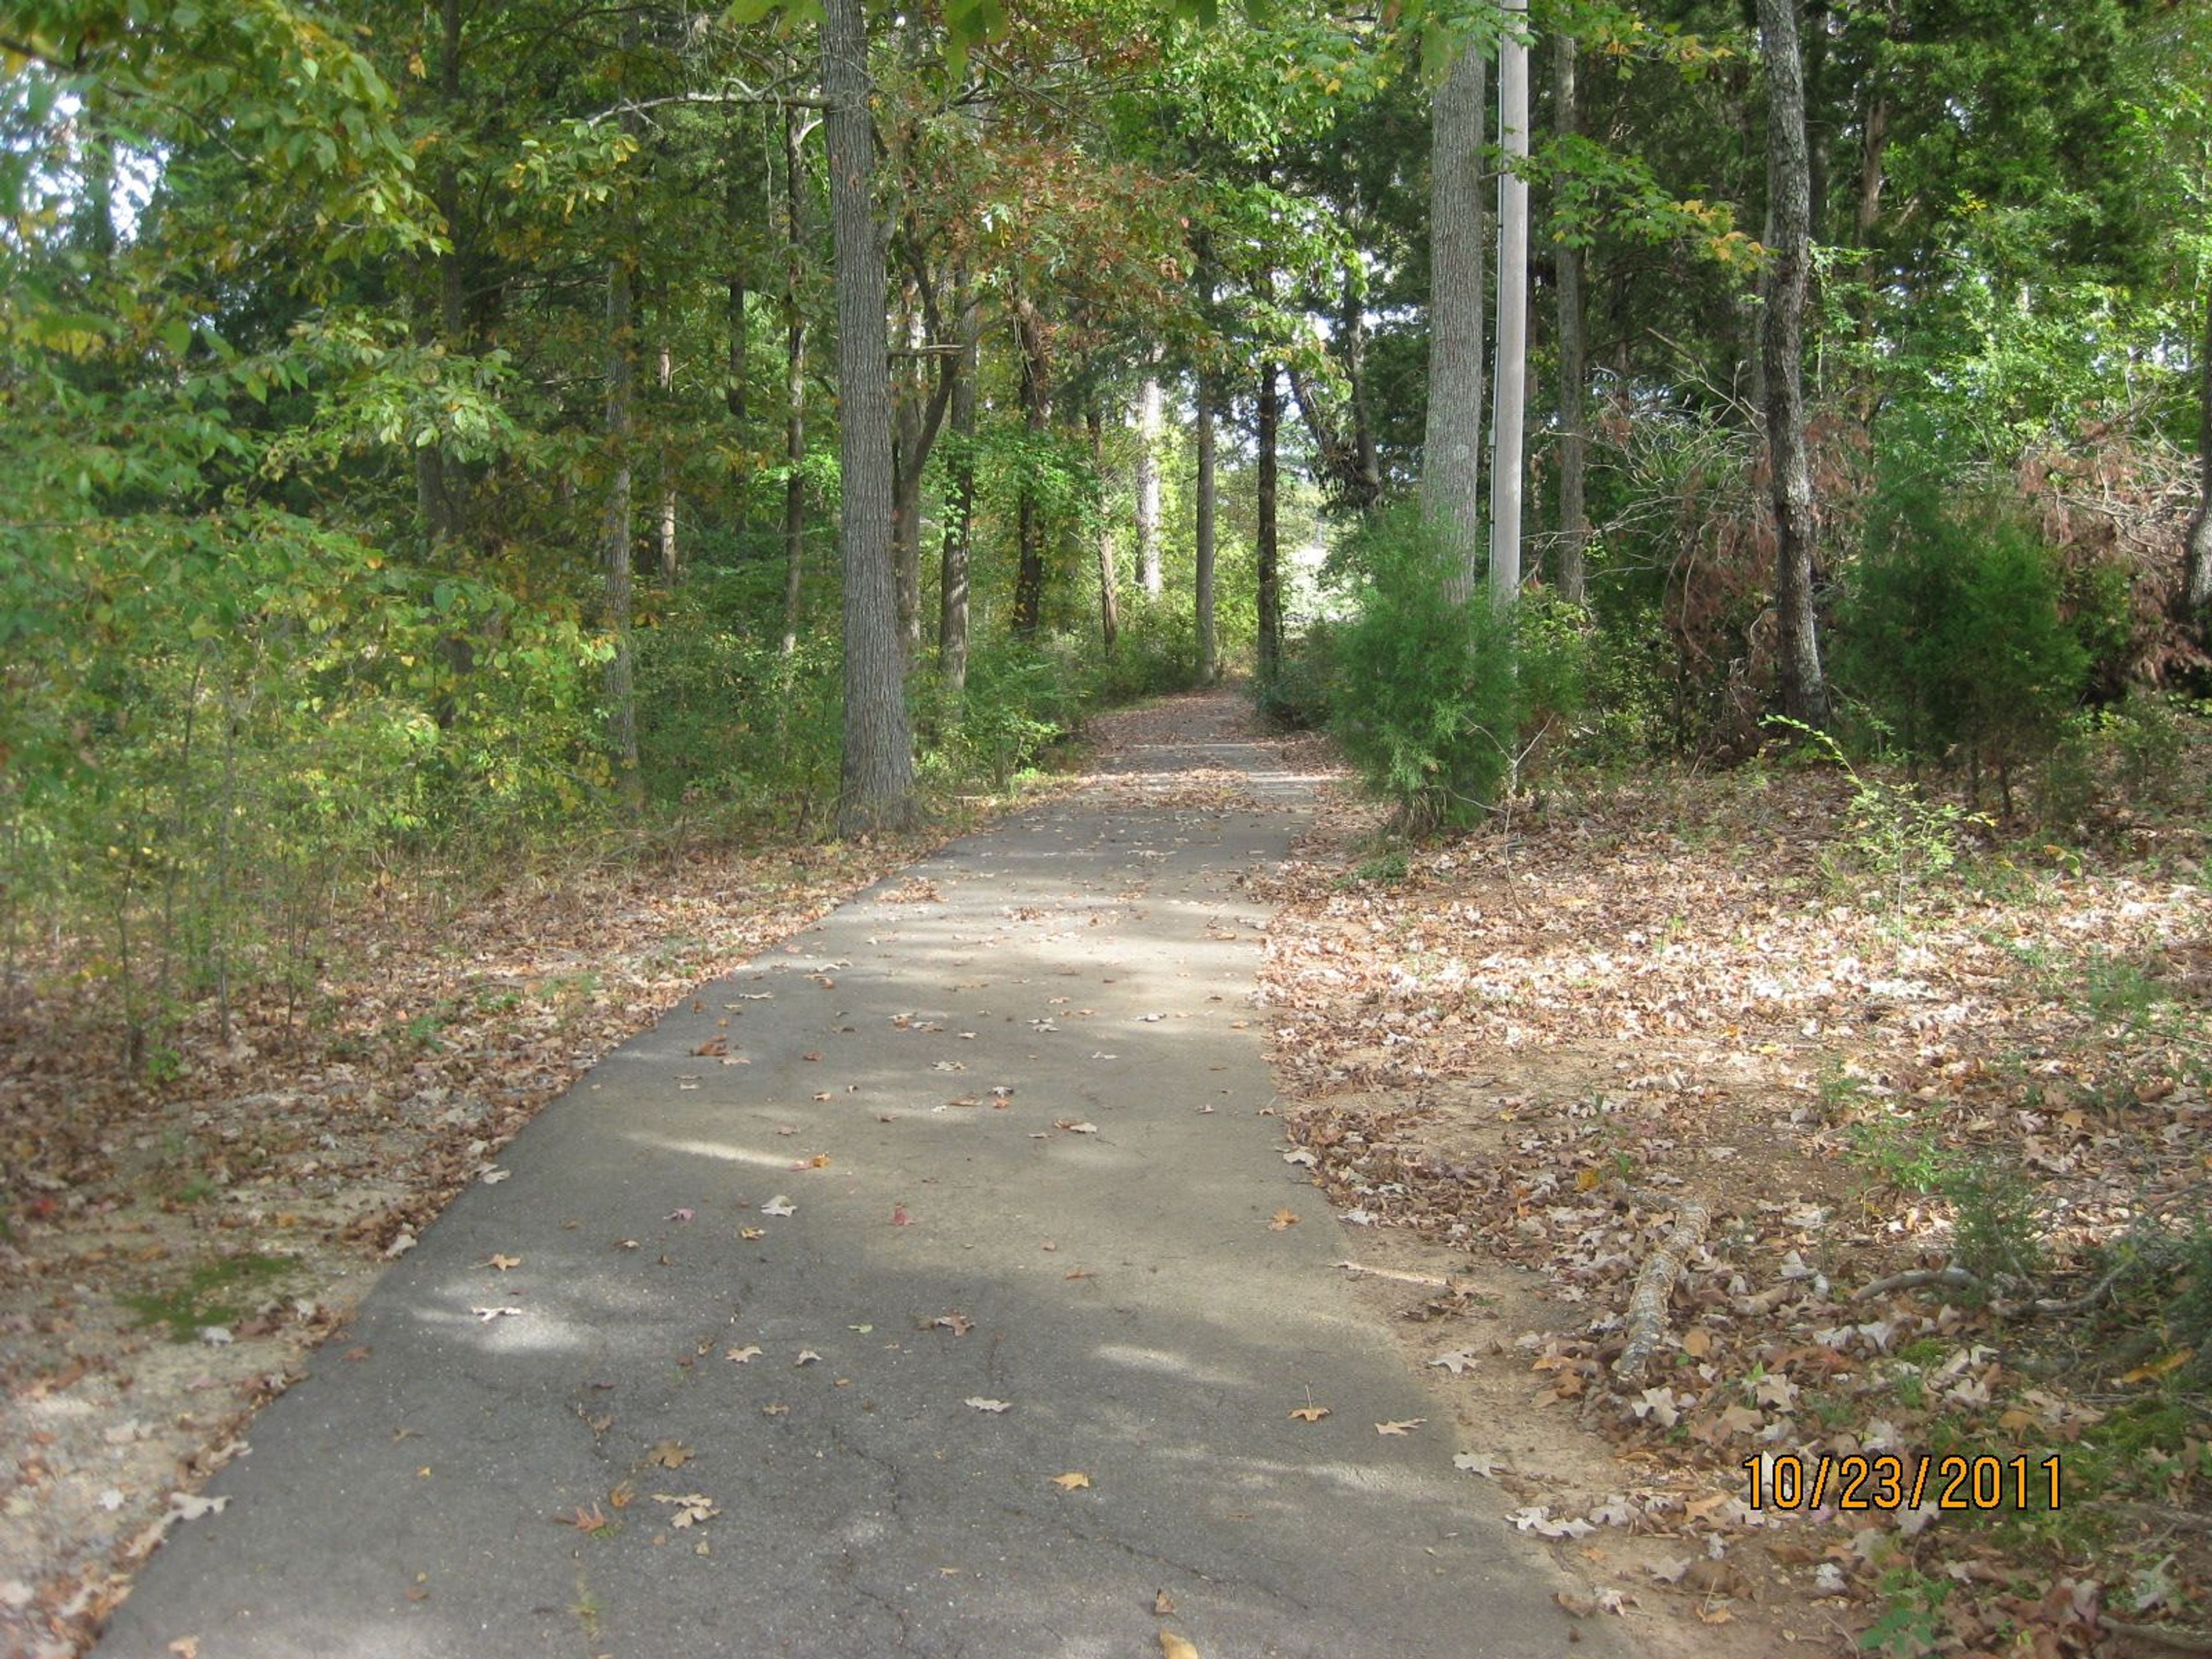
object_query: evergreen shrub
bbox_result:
[1326,507,1584,830]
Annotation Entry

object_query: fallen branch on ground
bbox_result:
[1612,1197,1711,1382]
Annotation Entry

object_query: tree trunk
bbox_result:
[892,275,924,654]
[1090,405,1119,653]
[2186,286,2212,643]
[727,122,748,423]
[415,0,469,560]
[1554,31,1588,605]
[1490,1,1530,611]
[1758,0,1830,729]
[1423,38,1487,601]
[1012,296,1049,638]
[657,335,678,582]
[1135,371,1163,598]
[822,0,915,834]
[938,270,978,690]
[1256,360,1281,674]
[601,249,640,802]
[1852,88,1890,422]
[781,107,809,656]
[1195,374,1218,684]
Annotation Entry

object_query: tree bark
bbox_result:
[601,249,640,801]
[1554,31,1588,605]
[822,0,915,834]
[657,334,678,581]
[938,270,978,689]
[1490,1,1530,611]
[1090,405,1119,653]
[891,234,957,662]
[2186,286,2212,642]
[781,107,810,656]
[727,119,748,423]
[1758,0,1830,728]
[1256,360,1281,674]
[1135,371,1163,598]
[1852,86,1890,421]
[1195,374,1218,684]
[1423,38,1487,601]
[1012,294,1050,638]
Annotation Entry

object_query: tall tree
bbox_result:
[1757,0,1828,728]
[2189,287,2212,646]
[1135,371,1164,598]
[822,0,915,833]
[1552,31,1588,605]
[938,268,979,688]
[1422,38,1487,600]
[1490,1,1530,611]
[1256,359,1282,673]
[1195,373,1219,683]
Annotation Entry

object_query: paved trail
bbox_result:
[96,692,1618,1658]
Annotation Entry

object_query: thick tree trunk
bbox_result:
[938,271,978,690]
[1758,0,1830,729]
[1090,406,1119,653]
[2187,287,2212,642]
[1012,296,1049,637]
[1135,372,1163,598]
[822,0,915,834]
[1256,361,1281,674]
[1195,375,1218,684]
[1423,39,1487,601]
[781,108,809,656]
[1554,32,1588,605]
[1490,1,1530,611]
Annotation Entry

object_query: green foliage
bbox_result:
[1324,508,1584,831]
[1250,621,1334,731]
[1835,451,2089,809]
[915,640,1083,793]
[119,1252,296,1342]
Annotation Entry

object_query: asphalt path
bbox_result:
[95,693,1622,1659]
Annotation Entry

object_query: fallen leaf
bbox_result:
[794,1350,820,1367]
[666,1208,695,1223]
[471,1306,521,1323]
[1153,1589,1176,1615]
[740,1227,765,1240]
[891,1204,911,1226]
[169,1493,228,1521]
[560,1502,609,1531]
[653,1492,720,1528]
[645,1440,694,1469]
[1054,1119,1099,1134]
[1453,1450,1503,1478]
[167,1641,199,1658]
[965,1397,1012,1414]
[1288,1406,1331,1422]
[1158,1633,1199,1659]
[1051,1471,1093,1491]
[486,1253,521,1272]
[1375,1418,1426,1436]
[762,1195,797,1217]
[726,1346,763,1364]
[1429,1349,1476,1375]
[933,1313,975,1336]
[1269,1208,1301,1230]
[479,1167,510,1185]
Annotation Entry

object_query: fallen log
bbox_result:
[1611,1197,1711,1382]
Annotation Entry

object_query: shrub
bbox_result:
[1835,457,2088,812]
[1325,507,1584,831]
[1251,622,1335,731]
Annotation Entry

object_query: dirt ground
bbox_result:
[1255,734,2212,1659]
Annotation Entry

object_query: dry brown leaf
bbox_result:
[932,1313,975,1336]
[1051,1471,1092,1491]
[1288,1406,1331,1422]
[486,1253,521,1272]
[1269,1208,1301,1230]
[1158,1633,1200,1659]
[1374,1418,1425,1436]
[645,1439,694,1469]
[1153,1589,1176,1615]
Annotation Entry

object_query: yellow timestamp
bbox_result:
[1742,1453,2063,1512]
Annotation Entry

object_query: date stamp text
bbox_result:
[1742,1453,2063,1512]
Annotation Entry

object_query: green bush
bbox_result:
[916,639,1082,792]
[1835,458,2088,812]
[1325,507,1584,831]
[1251,622,1335,731]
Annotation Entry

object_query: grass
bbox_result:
[118,1251,297,1340]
